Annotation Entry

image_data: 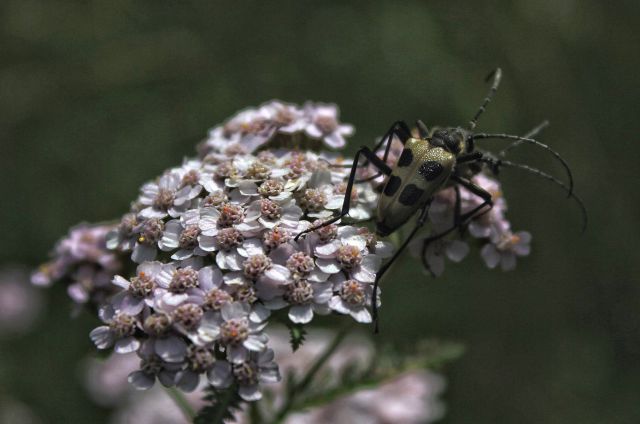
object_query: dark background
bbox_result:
[2,1,639,422]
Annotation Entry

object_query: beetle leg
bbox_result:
[416,120,430,138]
[372,203,431,333]
[450,174,493,223]
[374,120,412,154]
[456,151,483,164]
[419,175,493,275]
[453,184,464,235]
[356,121,412,183]
[294,146,391,241]
[316,120,412,173]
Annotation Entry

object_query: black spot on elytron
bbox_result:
[383,175,402,196]
[398,184,425,206]
[397,149,414,167]
[418,161,444,181]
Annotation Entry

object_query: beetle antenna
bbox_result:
[471,133,574,197]
[468,68,502,130]
[481,158,587,233]
[416,120,430,138]
[499,120,550,157]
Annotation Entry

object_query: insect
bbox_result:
[295,68,587,331]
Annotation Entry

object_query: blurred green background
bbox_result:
[1,0,639,422]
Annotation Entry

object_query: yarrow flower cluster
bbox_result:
[31,223,122,306]
[412,172,531,276]
[76,101,392,402]
[33,100,534,414]
[198,100,354,157]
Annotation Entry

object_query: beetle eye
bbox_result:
[438,130,460,153]
[445,136,460,153]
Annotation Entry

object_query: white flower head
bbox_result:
[328,273,378,323]
[90,304,141,354]
[266,278,333,324]
[314,226,382,284]
[207,348,280,401]
[159,209,215,260]
[137,171,201,219]
[420,238,470,277]
[111,261,164,316]
[303,103,354,149]
[198,302,269,364]
[127,339,184,390]
[481,227,532,271]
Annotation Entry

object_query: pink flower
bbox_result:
[304,103,354,149]
[481,228,532,271]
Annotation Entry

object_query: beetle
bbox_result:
[295,68,586,331]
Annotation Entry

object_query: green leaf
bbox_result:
[287,323,307,352]
[194,384,243,424]
[413,339,466,369]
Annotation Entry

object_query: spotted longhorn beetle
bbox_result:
[295,68,586,332]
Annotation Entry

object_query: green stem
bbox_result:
[271,325,350,423]
[165,386,196,421]
[249,400,262,424]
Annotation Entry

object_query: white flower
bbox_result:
[127,340,184,390]
[421,238,470,277]
[467,173,508,238]
[189,266,235,312]
[154,262,204,307]
[248,198,303,230]
[127,217,166,264]
[207,348,280,401]
[137,172,201,219]
[106,213,138,251]
[328,273,377,323]
[90,305,140,354]
[314,226,382,283]
[175,345,217,392]
[260,100,306,134]
[303,103,354,149]
[198,302,268,363]
[198,203,261,236]
[217,234,265,272]
[481,228,532,271]
[32,223,121,305]
[159,209,215,260]
[111,261,163,315]
[265,279,332,324]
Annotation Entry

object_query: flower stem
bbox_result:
[165,386,196,421]
[271,324,350,423]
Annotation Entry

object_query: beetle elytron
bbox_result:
[295,68,586,331]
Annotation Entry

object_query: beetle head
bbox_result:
[430,128,464,155]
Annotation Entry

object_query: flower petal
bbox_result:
[155,336,187,363]
[128,370,155,390]
[289,305,314,324]
[207,361,233,388]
